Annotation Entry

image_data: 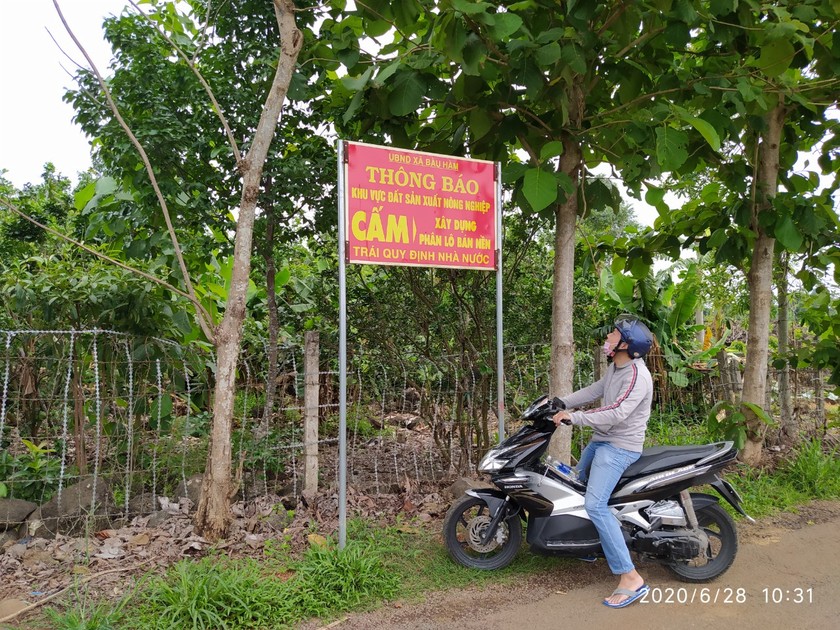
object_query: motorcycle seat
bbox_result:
[620,442,730,480]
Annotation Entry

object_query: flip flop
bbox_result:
[602,584,649,609]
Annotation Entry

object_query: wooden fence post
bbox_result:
[303,331,320,495]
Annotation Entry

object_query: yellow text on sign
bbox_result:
[351,208,409,244]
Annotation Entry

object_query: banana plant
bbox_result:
[599,259,727,387]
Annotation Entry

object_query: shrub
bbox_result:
[778,439,840,498]
[129,540,399,629]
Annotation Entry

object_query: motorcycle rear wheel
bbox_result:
[667,502,738,583]
[443,495,522,570]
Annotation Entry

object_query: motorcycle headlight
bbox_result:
[478,447,510,473]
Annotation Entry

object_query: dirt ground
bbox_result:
[314,500,840,630]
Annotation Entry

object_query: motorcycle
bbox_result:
[443,395,752,582]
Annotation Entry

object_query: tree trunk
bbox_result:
[195,0,302,540]
[777,251,795,443]
[548,80,583,464]
[740,101,785,466]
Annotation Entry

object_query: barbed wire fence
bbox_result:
[0,329,833,538]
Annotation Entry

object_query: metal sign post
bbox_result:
[336,140,503,548]
[336,141,348,549]
[496,162,504,442]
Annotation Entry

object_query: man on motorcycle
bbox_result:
[552,315,655,608]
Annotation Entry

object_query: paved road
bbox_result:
[325,503,840,630]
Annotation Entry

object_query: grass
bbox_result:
[42,585,129,630]
[726,438,840,518]
[645,410,708,446]
[344,517,561,599]
[35,518,562,630]
[118,541,401,630]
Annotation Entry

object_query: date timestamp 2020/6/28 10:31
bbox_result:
[640,587,814,604]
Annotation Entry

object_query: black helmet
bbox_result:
[614,315,654,359]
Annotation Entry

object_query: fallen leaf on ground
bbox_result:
[129,533,150,546]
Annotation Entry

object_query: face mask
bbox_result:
[602,340,614,357]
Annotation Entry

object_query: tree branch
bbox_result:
[51,0,214,342]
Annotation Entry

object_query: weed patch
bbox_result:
[123,540,398,629]
[725,438,840,518]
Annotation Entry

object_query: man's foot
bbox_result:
[603,571,646,607]
[602,584,649,609]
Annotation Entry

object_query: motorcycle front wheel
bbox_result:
[443,494,522,570]
[667,502,738,583]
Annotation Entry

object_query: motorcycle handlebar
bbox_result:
[522,395,567,426]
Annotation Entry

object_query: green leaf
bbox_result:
[673,0,698,23]
[675,108,721,151]
[392,1,420,28]
[74,182,96,211]
[669,288,698,333]
[94,176,118,196]
[628,255,650,279]
[741,401,775,425]
[522,167,557,212]
[461,33,486,75]
[562,44,587,74]
[502,162,528,185]
[372,61,401,87]
[172,310,193,335]
[539,140,565,161]
[668,370,690,387]
[151,394,173,423]
[469,108,495,141]
[645,186,667,212]
[556,172,574,196]
[655,127,688,171]
[535,42,562,66]
[732,426,747,450]
[612,271,635,306]
[755,39,795,77]
[452,0,493,15]
[343,90,365,124]
[706,228,728,250]
[491,13,523,39]
[388,71,426,116]
[774,215,803,251]
[275,267,292,290]
[341,66,373,91]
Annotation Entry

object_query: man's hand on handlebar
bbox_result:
[553,410,572,426]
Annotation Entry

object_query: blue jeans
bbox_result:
[576,441,641,575]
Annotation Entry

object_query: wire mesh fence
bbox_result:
[0,329,832,538]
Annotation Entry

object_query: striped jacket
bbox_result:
[562,358,653,453]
